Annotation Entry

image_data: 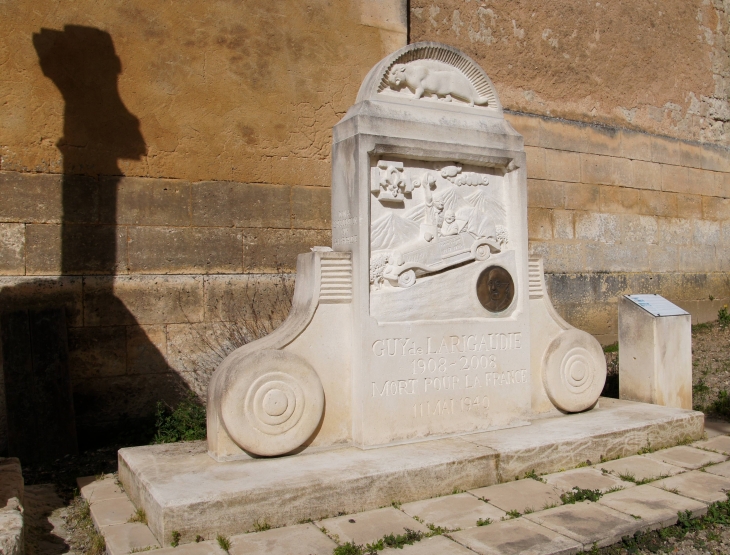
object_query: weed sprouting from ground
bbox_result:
[476,517,492,526]
[719,305,730,330]
[216,534,231,553]
[128,508,147,524]
[171,530,181,547]
[560,487,603,504]
[153,392,207,444]
[64,497,106,555]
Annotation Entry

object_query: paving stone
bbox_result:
[103,523,160,555]
[89,497,136,528]
[705,460,730,479]
[650,470,730,503]
[468,479,564,514]
[597,484,707,528]
[228,524,336,555]
[693,435,730,455]
[151,541,222,555]
[317,507,428,546]
[643,446,727,469]
[400,493,506,530]
[450,517,581,555]
[523,501,642,549]
[543,467,634,494]
[381,535,474,554]
[704,418,730,438]
[78,475,126,505]
[595,455,685,483]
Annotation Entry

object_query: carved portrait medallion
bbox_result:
[476,265,514,312]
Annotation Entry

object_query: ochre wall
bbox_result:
[411,0,730,146]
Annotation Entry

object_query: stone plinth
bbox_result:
[618,295,692,409]
[118,399,702,545]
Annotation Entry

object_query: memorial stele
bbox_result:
[207,42,608,459]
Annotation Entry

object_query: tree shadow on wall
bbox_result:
[0,26,191,457]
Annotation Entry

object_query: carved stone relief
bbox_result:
[369,160,508,291]
[386,62,491,107]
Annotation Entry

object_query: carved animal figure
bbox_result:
[387,63,489,107]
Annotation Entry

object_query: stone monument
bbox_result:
[207,42,608,460]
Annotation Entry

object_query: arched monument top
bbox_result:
[356,41,502,113]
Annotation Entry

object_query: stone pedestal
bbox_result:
[618,295,692,409]
[206,42,608,461]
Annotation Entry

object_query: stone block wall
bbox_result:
[507,113,730,342]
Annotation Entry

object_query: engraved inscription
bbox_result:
[369,332,528,421]
[333,210,358,247]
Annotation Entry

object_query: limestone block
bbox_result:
[202,274,294,324]
[631,160,662,191]
[620,131,652,163]
[542,468,633,494]
[598,485,706,528]
[651,137,683,166]
[26,223,128,275]
[575,212,619,243]
[291,186,331,230]
[78,474,126,505]
[115,177,191,226]
[642,445,727,470]
[657,217,692,246]
[0,459,23,507]
[83,275,204,326]
[687,168,716,198]
[126,325,169,375]
[0,171,98,224]
[317,508,428,546]
[661,164,690,194]
[128,227,243,274]
[468,479,563,514]
[564,183,600,211]
[638,191,677,218]
[0,276,83,327]
[505,113,540,146]
[103,523,161,555]
[0,507,24,555]
[89,497,136,527]
[539,118,586,153]
[552,210,574,240]
[528,208,553,240]
[68,326,127,379]
[0,224,24,276]
[581,154,617,186]
[242,229,331,273]
[583,125,620,157]
[600,186,639,215]
[545,150,581,183]
[702,196,730,221]
[523,502,642,549]
[618,295,692,409]
[621,214,657,244]
[228,524,336,555]
[704,460,730,478]
[525,148,547,180]
[450,518,581,555]
[649,470,730,503]
[692,435,730,455]
[400,493,506,530]
[595,455,685,483]
[191,182,291,229]
[693,219,721,246]
[527,179,564,208]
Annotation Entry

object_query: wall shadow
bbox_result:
[0,26,191,457]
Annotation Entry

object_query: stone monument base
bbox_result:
[119,398,702,545]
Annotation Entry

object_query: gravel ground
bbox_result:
[691,321,730,414]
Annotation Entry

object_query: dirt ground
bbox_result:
[20,320,730,555]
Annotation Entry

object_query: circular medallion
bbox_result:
[542,329,607,413]
[476,266,515,313]
[220,350,325,456]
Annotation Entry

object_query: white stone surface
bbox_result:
[619,295,692,409]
